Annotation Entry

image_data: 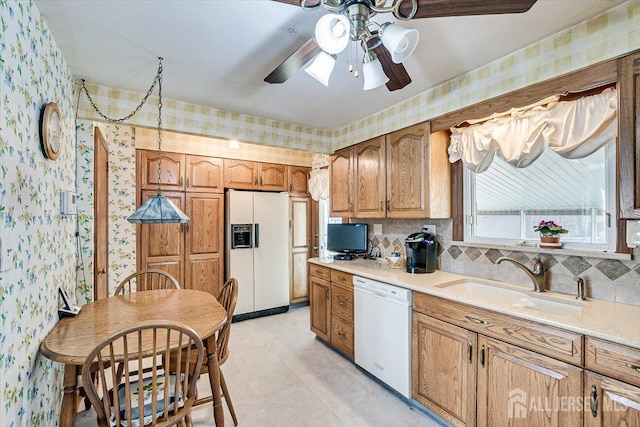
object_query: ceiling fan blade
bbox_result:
[271,0,302,5]
[404,0,537,19]
[264,38,322,84]
[371,44,412,92]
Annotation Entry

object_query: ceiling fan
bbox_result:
[264,0,537,91]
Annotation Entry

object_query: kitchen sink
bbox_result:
[435,279,585,317]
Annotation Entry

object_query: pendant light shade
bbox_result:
[362,52,389,90]
[305,52,337,86]
[381,23,420,63]
[315,13,350,55]
[128,194,190,224]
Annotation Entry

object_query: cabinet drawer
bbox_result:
[331,314,354,358]
[309,264,330,281]
[413,293,583,365]
[331,270,353,287]
[586,337,640,387]
[332,283,353,322]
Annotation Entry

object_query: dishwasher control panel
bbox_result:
[353,276,412,303]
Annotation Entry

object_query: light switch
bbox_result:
[373,224,382,234]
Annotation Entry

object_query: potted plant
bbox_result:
[533,220,569,248]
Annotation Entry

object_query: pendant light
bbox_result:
[81,57,189,224]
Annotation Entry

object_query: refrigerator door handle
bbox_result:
[254,223,260,248]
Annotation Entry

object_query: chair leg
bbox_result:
[220,370,238,426]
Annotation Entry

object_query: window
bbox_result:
[464,140,616,251]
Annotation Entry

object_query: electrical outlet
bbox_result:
[423,224,436,236]
[373,224,382,234]
[0,233,14,272]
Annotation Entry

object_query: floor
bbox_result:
[75,305,445,427]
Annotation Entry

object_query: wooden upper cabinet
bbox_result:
[259,163,288,191]
[289,166,310,195]
[330,147,354,217]
[617,51,640,219]
[186,156,223,193]
[224,159,258,189]
[354,136,386,218]
[386,122,451,218]
[140,151,186,191]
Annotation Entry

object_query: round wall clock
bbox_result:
[41,102,63,160]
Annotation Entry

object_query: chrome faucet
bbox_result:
[496,256,546,292]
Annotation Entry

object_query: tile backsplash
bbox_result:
[362,218,640,306]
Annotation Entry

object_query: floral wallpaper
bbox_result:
[0,0,76,425]
[76,120,95,303]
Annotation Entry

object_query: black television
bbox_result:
[327,223,368,260]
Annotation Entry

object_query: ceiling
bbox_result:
[35,0,626,130]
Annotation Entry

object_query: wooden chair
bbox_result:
[166,278,239,425]
[81,320,204,427]
[115,269,180,295]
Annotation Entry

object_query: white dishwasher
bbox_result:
[354,275,412,398]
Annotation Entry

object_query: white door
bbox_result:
[253,192,290,311]
[226,190,255,315]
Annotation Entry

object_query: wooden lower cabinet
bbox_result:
[413,293,583,427]
[309,264,354,358]
[310,275,331,341]
[412,313,476,427]
[477,335,583,427]
[584,371,640,426]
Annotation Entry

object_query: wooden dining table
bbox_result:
[40,288,227,427]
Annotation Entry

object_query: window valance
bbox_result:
[308,168,329,201]
[447,88,617,173]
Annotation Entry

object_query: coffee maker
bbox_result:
[405,228,438,274]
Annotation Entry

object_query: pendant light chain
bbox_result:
[79,57,166,194]
[156,59,163,196]
[80,59,162,123]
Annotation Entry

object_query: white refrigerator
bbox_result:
[225,190,290,317]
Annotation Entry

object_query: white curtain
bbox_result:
[448,88,617,173]
[308,168,329,201]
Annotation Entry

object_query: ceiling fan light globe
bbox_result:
[305,51,336,86]
[315,13,350,54]
[362,56,389,90]
[381,23,419,63]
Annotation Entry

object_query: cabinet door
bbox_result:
[289,166,310,195]
[223,159,258,189]
[585,371,640,426]
[476,335,583,427]
[184,193,223,296]
[354,136,386,218]
[138,190,185,285]
[412,312,477,427]
[259,163,288,191]
[386,122,451,218]
[290,196,310,304]
[329,148,354,217]
[617,52,640,219]
[310,276,331,341]
[139,150,185,191]
[186,155,223,193]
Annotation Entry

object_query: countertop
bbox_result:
[309,257,640,349]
